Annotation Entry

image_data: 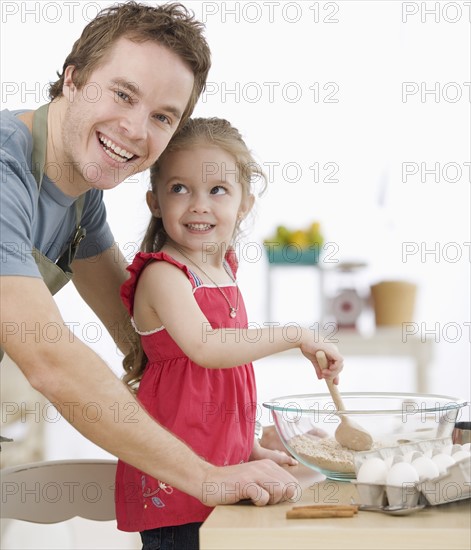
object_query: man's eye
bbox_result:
[116,90,131,102]
[154,114,171,125]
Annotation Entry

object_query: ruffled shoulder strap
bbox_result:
[120,251,196,316]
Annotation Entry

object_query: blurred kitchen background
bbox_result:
[1,1,469,546]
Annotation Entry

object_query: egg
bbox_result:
[386,462,419,487]
[441,444,453,455]
[451,450,471,462]
[384,455,404,469]
[357,457,388,484]
[411,456,440,481]
[432,453,455,474]
[403,451,422,463]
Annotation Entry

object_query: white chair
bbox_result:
[0,459,117,523]
[0,459,141,549]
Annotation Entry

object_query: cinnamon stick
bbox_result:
[292,504,358,514]
[286,505,358,519]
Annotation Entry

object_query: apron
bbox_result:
[30,103,87,295]
[0,104,87,363]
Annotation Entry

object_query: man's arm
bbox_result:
[0,275,298,505]
[71,243,132,355]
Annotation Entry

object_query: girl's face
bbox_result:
[148,145,253,259]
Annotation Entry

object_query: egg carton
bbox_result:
[352,438,471,508]
[351,480,424,510]
[353,437,452,469]
[417,458,471,505]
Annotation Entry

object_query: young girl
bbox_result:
[115,117,343,550]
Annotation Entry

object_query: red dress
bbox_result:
[115,252,257,532]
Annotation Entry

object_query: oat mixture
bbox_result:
[288,434,356,473]
[288,434,386,474]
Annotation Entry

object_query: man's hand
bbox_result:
[199,459,299,507]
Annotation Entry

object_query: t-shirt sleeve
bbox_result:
[0,146,40,277]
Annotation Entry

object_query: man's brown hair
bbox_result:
[49,1,211,125]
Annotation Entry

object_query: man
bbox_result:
[0,1,297,506]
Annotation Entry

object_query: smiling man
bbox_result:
[0,0,297,515]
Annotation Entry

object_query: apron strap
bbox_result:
[31,104,48,189]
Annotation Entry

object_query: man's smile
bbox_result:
[97,132,137,163]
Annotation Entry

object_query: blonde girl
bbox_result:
[115,118,343,550]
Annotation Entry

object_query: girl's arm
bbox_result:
[249,439,298,466]
[133,261,343,381]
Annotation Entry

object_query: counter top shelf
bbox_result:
[200,465,471,550]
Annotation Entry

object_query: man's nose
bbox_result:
[119,109,147,140]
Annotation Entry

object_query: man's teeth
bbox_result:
[103,148,128,163]
[99,135,134,162]
[187,224,212,231]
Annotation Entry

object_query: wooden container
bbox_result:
[370,281,417,326]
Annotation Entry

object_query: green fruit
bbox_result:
[275,225,291,245]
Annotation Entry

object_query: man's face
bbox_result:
[60,37,194,193]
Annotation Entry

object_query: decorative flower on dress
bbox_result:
[141,475,174,509]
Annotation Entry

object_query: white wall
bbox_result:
[1,1,469,460]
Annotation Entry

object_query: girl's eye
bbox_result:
[210,186,227,195]
[170,183,187,194]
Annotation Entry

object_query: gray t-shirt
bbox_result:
[0,109,114,278]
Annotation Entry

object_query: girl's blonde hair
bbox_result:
[122,117,266,391]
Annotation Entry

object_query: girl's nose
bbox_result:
[189,193,210,213]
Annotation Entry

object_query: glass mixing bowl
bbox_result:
[263,392,469,481]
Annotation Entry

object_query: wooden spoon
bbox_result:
[316,350,373,451]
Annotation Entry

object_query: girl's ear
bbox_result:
[146,190,161,217]
[238,193,255,220]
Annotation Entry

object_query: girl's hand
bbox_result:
[300,335,344,385]
[249,440,298,467]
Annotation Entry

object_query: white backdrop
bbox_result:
[1,1,470,458]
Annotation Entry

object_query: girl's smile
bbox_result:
[185,223,215,233]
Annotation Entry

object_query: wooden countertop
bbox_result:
[200,465,471,550]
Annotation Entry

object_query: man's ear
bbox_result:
[146,190,161,217]
[63,66,77,102]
